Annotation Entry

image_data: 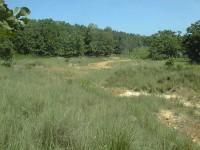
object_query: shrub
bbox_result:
[183,20,200,62]
[165,58,175,67]
[0,36,14,61]
[176,64,184,71]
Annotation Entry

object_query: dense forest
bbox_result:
[0,1,200,62]
[14,19,149,57]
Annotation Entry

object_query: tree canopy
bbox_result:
[183,20,200,62]
[0,0,31,30]
[0,0,30,61]
[14,19,148,57]
[149,30,182,60]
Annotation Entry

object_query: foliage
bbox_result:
[165,57,175,67]
[113,32,127,54]
[0,29,15,61]
[66,30,85,56]
[149,30,183,60]
[129,47,149,59]
[113,31,146,54]
[14,18,148,57]
[87,27,115,56]
[15,19,72,56]
[183,20,200,62]
[0,35,13,61]
[0,0,30,61]
[0,0,31,30]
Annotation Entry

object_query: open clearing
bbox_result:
[0,56,200,149]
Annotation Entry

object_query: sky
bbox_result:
[6,0,200,35]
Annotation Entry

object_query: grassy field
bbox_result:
[0,55,200,150]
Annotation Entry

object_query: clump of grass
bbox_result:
[65,58,70,63]
[165,58,175,68]
[1,61,12,67]
[105,64,200,95]
[80,79,95,92]
[176,64,184,71]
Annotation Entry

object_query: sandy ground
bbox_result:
[86,58,131,70]
[118,89,200,109]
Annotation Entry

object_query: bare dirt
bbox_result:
[158,109,200,145]
[48,57,132,71]
[115,89,200,109]
[86,58,131,70]
[87,60,114,70]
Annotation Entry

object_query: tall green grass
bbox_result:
[0,57,199,149]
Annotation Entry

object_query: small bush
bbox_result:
[176,64,184,71]
[1,61,12,67]
[80,80,94,91]
[165,58,175,67]
[65,58,70,63]
[150,53,167,60]
[0,36,14,61]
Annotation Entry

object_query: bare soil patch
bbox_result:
[158,109,200,145]
[114,89,200,109]
[119,90,149,97]
[86,58,132,70]
[87,60,114,70]
[48,58,131,72]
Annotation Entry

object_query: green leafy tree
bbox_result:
[112,31,146,54]
[15,19,71,56]
[0,28,15,61]
[0,0,30,61]
[183,20,200,62]
[66,31,85,56]
[149,30,182,60]
[0,0,31,30]
[14,18,148,58]
[88,28,115,56]
[113,31,126,54]
[0,35,13,61]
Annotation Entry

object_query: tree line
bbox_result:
[14,19,148,57]
[0,1,200,62]
[149,24,200,62]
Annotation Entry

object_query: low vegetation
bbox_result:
[0,56,200,149]
[105,61,200,96]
